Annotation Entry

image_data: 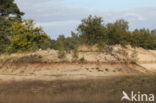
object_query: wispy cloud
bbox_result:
[15,0,156,39]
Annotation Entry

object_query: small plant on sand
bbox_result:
[72,47,79,61]
[86,68,89,70]
[96,67,100,70]
[105,68,109,72]
[97,41,106,52]
[58,47,66,59]
[79,57,85,62]
[122,58,129,64]
[130,49,139,63]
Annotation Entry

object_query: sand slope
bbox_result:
[0,45,156,81]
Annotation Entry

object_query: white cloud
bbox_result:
[15,0,156,38]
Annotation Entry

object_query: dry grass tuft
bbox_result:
[0,75,155,103]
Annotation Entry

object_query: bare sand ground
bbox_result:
[0,63,154,82]
[0,62,151,82]
[0,45,156,82]
[139,63,156,72]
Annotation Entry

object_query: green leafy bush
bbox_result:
[6,20,51,53]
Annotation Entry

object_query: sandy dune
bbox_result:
[0,45,156,81]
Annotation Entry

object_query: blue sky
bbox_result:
[15,0,156,39]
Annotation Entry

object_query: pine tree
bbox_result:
[0,0,24,53]
[0,0,24,18]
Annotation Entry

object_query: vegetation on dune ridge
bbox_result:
[1,0,156,55]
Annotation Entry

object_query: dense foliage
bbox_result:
[51,32,81,51]
[77,16,105,45]
[0,0,51,53]
[0,0,24,53]
[7,20,51,53]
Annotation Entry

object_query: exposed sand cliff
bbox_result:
[0,45,156,81]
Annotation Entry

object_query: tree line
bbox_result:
[52,15,156,51]
[1,0,156,54]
